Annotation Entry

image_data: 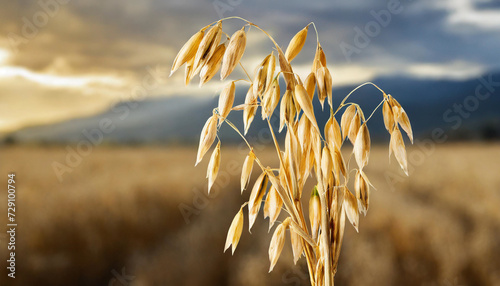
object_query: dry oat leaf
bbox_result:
[243,84,258,135]
[354,170,369,215]
[193,21,222,75]
[221,28,247,80]
[348,112,361,145]
[285,25,309,62]
[382,100,395,132]
[241,150,255,193]
[304,72,316,101]
[207,141,221,193]
[199,44,226,86]
[340,105,356,140]
[224,205,244,255]
[353,123,370,169]
[269,220,287,272]
[316,66,332,109]
[218,81,236,125]
[398,108,413,143]
[264,186,283,231]
[196,114,218,165]
[294,84,319,132]
[290,228,304,264]
[248,172,269,232]
[171,25,208,76]
[309,186,321,241]
[312,43,327,72]
[390,126,408,175]
[343,187,359,232]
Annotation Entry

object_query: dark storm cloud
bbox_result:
[2,0,500,78]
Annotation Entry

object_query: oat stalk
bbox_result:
[171,17,412,286]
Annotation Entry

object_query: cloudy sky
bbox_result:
[1,0,499,132]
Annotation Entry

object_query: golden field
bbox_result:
[0,143,499,286]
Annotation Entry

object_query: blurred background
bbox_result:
[1,0,499,285]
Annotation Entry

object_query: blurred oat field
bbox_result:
[0,143,499,286]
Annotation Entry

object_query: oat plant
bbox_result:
[170,17,412,286]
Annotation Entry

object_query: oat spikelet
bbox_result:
[266,52,276,92]
[218,81,236,125]
[348,111,361,145]
[353,123,370,169]
[199,44,226,86]
[343,187,359,232]
[390,126,408,175]
[249,172,269,232]
[221,28,247,80]
[278,48,296,90]
[382,100,395,132]
[207,141,221,193]
[193,21,222,75]
[304,72,316,100]
[290,229,303,264]
[253,54,271,96]
[398,108,413,143]
[340,105,356,140]
[196,113,218,166]
[354,170,369,215]
[294,84,319,132]
[184,57,196,85]
[285,26,309,62]
[243,84,258,135]
[309,186,321,241]
[264,185,283,231]
[224,205,244,255]
[171,26,208,76]
[269,220,288,272]
[312,43,327,72]
[240,150,255,193]
[316,66,333,109]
